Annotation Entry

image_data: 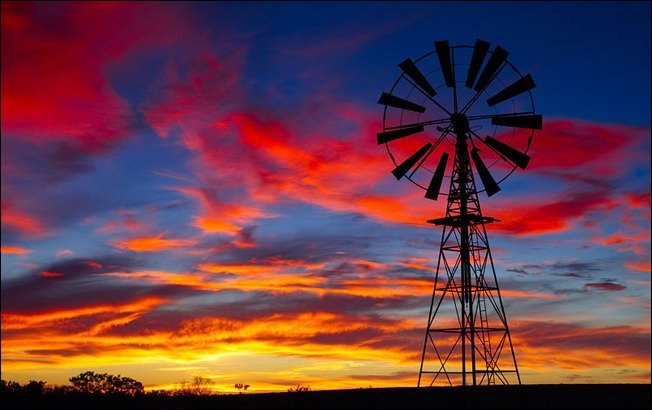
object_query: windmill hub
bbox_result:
[450,113,470,135]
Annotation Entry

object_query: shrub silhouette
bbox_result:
[235,382,249,393]
[69,371,143,395]
[287,384,311,392]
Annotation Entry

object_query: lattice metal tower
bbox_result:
[376,39,542,386]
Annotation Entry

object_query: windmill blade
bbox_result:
[378,92,426,113]
[435,40,454,87]
[377,125,424,144]
[392,142,433,180]
[473,45,509,92]
[398,58,437,97]
[492,114,542,129]
[425,152,449,200]
[471,148,500,196]
[465,39,490,89]
[486,74,536,106]
[483,136,531,169]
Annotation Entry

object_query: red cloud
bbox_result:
[527,119,648,176]
[221,112,442,224]
[1,2,201,239]
[139,30,646,239]
[150,73,646,235]
[626,191,651,208]
[493,190,617,235]
[39,271,65,279]
[2,2,196,150]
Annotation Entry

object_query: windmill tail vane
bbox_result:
[376,39,542,386]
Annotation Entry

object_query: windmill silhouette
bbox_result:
[377,39,542,386]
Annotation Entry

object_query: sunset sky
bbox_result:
[1,1,650,392]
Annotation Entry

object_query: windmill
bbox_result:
[377,39,542,386]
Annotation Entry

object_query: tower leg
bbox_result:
[418,120,520,386]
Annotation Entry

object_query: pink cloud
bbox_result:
[55,249,74,258]
[96,209,151,234]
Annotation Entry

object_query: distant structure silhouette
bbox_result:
[377,39,542,386]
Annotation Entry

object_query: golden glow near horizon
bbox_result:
[2,266,650,390]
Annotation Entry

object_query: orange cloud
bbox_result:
[1,246,32,255]
[352,195,423,225]
[199,259,326,276]
[113,233,197,252]
[625,259,651,273]
[171,186,274,235]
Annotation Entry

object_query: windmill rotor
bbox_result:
[377,39,541,198]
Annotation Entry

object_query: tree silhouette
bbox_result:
[69,371,143,395]
[288,384,311,392]
[24,380,47,395]
[175,375,213,395]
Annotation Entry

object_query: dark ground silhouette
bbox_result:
[2,384,650,409]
